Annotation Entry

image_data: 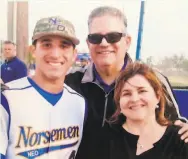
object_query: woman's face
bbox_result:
[119,74,160,122]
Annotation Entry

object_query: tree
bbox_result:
[171,54,185,71]
[146,56,153,66]
[181,59,188,71]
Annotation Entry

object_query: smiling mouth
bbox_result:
[129,105,144,110]
[98,51,114,54]
[48,62,63,66]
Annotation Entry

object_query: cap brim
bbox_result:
[32,32,80,45]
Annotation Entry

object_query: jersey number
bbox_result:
[69,150,76,159]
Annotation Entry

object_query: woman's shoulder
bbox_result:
[152,125,188,159]
[167,124,181,133]
[159,125,187,148]
[154,125,183,149]
[160,125,181,142]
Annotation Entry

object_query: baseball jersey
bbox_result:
[0,77,86,159]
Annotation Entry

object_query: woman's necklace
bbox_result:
[137,142,144,149]
[123,123,145,150]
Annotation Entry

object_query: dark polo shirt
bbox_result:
[1,57,27,83]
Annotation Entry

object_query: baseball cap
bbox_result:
[32,16,80,45]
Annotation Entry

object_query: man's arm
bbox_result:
[175,120,188,143]
[0,93,10,157]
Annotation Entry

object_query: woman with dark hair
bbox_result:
[105,62,188,159]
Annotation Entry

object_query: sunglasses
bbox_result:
[87,32,126,44]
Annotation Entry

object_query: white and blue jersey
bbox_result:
[0,77,86,159]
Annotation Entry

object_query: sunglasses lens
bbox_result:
[88,34,103,44]
[106,32,122,43]
[88,32,125,44]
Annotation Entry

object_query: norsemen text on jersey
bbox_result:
[15,126,79,158]
[0,77,86,159]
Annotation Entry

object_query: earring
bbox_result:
[156,104,159,108]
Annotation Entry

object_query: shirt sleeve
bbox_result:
[15,62,28,79]
[0,93,10,155]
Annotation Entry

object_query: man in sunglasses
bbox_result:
[65,6,188,159]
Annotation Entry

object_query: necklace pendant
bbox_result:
[139,145,144,149]
[137,143,144,149]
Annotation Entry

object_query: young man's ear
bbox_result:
[72,48,78,63]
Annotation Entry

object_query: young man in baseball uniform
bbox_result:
[0,16,87,159]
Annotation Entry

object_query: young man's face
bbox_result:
[87,15,131,71]
[3,43,16,59]
[33,35,77,81]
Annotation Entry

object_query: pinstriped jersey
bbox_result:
[0,77,86,159]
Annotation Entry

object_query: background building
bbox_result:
[0,0,8,63]
[7,1,28,62]
[0,1,29,63]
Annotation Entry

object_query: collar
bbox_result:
[93,64,114,92]
[5,56,17,63]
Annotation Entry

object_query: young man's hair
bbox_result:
[88,6,127,31]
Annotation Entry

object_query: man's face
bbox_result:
[3,43,16,59]
[87,15,131,70]
[33,35,77,81]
